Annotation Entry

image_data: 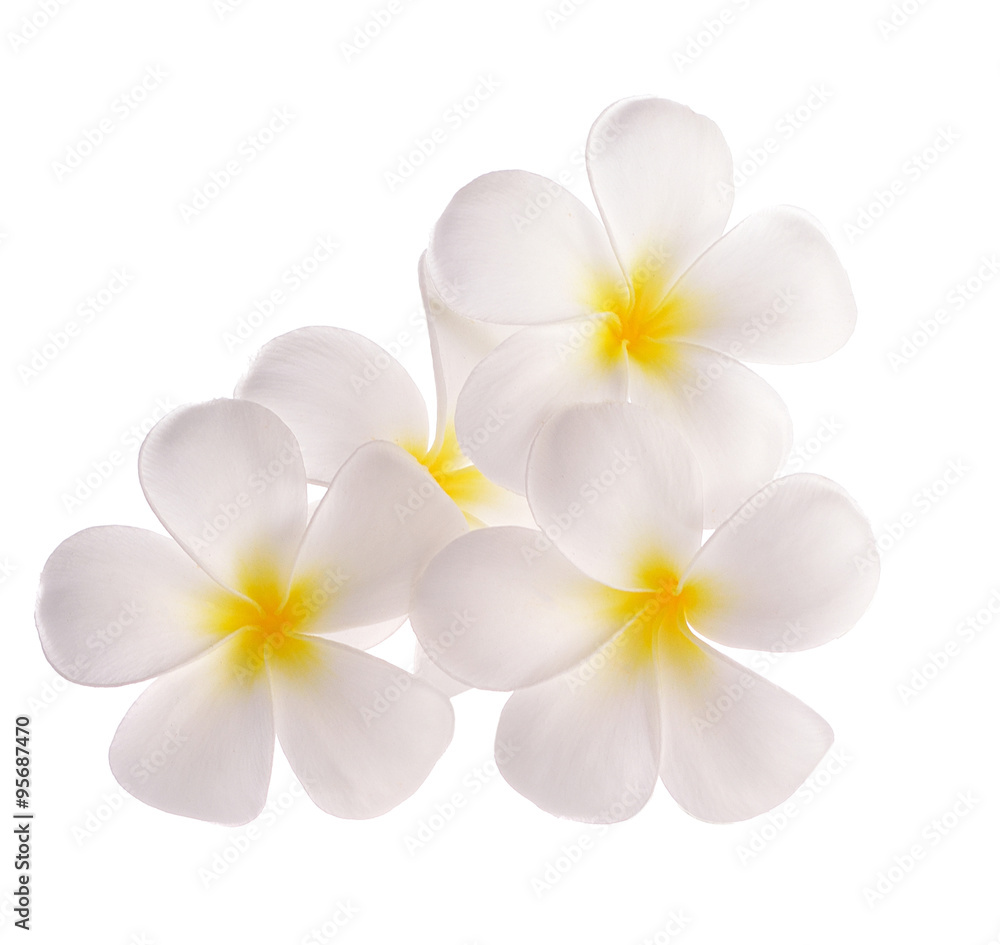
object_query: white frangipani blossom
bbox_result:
[425,97,857,524]
[235,261,523,531]
[234,268,524,695]
[36,399,465,824]
[411,402,879,824]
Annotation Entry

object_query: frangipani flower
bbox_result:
[411,403,879,823]
[36,399,465,824]
[424,97,857,525]
[234,262,522,531]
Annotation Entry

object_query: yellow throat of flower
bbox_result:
[204,560,333,686]
[593,561,710,682]
[587,257,701,371]
[405,423,506,528]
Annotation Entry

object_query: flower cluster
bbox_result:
[36,97,878,826]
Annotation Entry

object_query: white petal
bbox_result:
[683,474,880,651]
[627,344,792,527]
[313,616,406,651]
[667,207,857,364]
[586,97,733,289]
[36,526,229,686]
[292,441,467,633]
[454,319,628,494]
[420,253,514,453]
[496,641,660,824]
[235,326,430,482]
[270,639,453,818]
[426,169,625,325]
[411,526,629,691]
[109,638,274,825]
[451,475,535,529]
[656,628,833,823]
[527,403,702,591]
[413,642,469,698]
[138,399,307,593]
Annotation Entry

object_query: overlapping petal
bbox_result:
[426,169,625,325]
[527,403,703,591]
[586,97,733,289]
[496,643,660,823]
[235,326,429,482]
[683,474,879,651]
[138,399,307,594]
[315,616,406,651]
[109,635,275,825]
[411,526,630,691]
[627,344,792,527]
[454,318,628,494]
[270,639,454,818]
[412,642,469,698]
[420,253,514,453]
[292,440,467,634]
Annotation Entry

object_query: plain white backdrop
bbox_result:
[3,0,1000,941]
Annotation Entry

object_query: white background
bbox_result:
[3,0,1000,941]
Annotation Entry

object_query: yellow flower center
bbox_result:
[586,251,702,371]
[203,560,337,686]
[587,560,710,682]
[406,423,508,528]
